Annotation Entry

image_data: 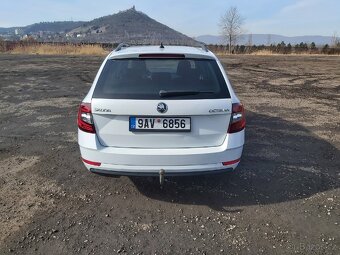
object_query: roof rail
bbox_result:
[199,43,209,52]
[115,43,130,52]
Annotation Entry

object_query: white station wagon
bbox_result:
[78,44,245,181]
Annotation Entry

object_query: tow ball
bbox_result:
[159,169,165,186]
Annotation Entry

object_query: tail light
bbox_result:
[77,102,95,133]
[228,103,245,133]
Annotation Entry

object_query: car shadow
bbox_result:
[129,111,339,211]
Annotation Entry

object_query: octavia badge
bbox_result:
[157,102,168,113]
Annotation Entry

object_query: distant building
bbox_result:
[15,28,23,35]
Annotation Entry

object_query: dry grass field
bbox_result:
[8,44,107,55]
[0,54,339,254]
[2,43,339,56]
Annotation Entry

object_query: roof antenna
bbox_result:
[160,42,164,49]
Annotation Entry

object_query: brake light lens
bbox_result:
[228,103,245,133]
[139,53,185,58]
[77,103,95,133]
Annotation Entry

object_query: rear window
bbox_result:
[92,58,230,100]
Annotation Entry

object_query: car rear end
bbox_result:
[78,45,245,176]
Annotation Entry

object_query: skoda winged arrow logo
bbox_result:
[157,102,168,113]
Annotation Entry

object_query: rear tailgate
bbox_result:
[92,98,231,148]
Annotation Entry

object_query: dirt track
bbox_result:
[0,54,339,254]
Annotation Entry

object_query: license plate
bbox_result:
[129,117,191,132]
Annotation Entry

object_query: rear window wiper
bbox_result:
[159,90,215,98]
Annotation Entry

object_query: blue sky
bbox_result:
[0,0,339,36]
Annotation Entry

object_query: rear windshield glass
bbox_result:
[92,58,230,100]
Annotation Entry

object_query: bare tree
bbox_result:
[247,33,253,46]
[266,34,271,46]
[219,6,244,53]
[247,33,253,53]
[331,31,339,48]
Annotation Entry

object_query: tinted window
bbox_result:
[92,58,230,99]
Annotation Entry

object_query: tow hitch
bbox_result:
[159,169,165,186]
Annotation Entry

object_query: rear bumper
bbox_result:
[89,167,234,177]
[78,129,244,176]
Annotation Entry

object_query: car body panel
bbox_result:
[91,98,232,148]
[79,128,244,173]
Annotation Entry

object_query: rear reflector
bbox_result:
[222,158,240,166]
[82,158,101,166]
[139,53,185,58]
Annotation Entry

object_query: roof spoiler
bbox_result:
[114,42,209,52]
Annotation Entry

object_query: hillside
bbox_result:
[23,21,84,34]
[69,7,196,44]
[0,7,197,45]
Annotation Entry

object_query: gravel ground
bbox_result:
[0,54,339,255]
